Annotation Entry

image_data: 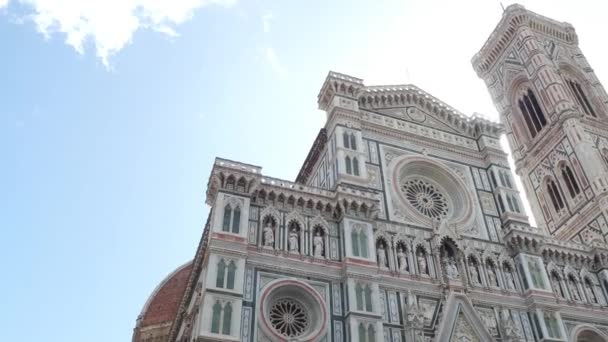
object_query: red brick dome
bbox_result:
[133,261,193,342]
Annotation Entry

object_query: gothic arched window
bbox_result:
[561,165,581,198]
[511,196,521,213]
[518,88,547,138]
[546,179,565,212]
[351,230,360,257]
[497,194,506,213]
[355,284,364,311]
[353,157,360,176]
[358,323,366,342]
[343,132,350,149]
[359,231,369,258]
[211,301,222,333]
[367,324,376,342]
[345,156,352,175]
[350,133,357,151]
[216,259,226,288]
[364,285,373,312]
[232,207,241,233]
[222,205,232,232]
[566,79,596,117]
[222,303,232,335]
[226,261,236,290]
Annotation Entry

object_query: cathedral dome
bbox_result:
[133,261,193,342]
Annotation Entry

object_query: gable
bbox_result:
[374,106,465,136]
[435,293,496,342]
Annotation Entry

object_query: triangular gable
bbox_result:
[435,293,496,342]
[374,106,464,136]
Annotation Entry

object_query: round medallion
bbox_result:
[269,298,309,338]
[402,179,448,219]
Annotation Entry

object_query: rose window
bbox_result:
[402,179,448,219]
[269,298,310,338]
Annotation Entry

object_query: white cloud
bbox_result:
[265,47,286,77]
[262,12,272,33]
[0,0,8,8]
[12,0,236,68]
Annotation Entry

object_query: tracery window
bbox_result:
[544,312,562,339]
[402,179,448,219]
[352,157,360,176]
[546,179,565,212]
[350,133,357,151]
[357,323,375,342]
[343,132,350,149]
[566,79,596,117]
[222,204,241,234]
[211,301,232,335]
[215,259,237,290]
[345,156,352,175]
[355,283,373,312]
[518,88,547,138]
[561,165,581,198]
[351,228,369,258]
[269,299,309,338]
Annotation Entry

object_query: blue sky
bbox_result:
[2,1,608,341]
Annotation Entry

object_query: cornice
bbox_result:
[473,4,578,77]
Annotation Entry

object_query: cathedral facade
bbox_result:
[133,5,608,342]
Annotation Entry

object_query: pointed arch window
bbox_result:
[518,88,547,138]
[345,156,352,175]
[497,194,506,214]
[367,324,376,342]
[210,301,233,335]
[343,132,350,149]
[211,301,222,333]
[511,195,521,213]
[358,323,366,342]
[222,203,241,234]
[352,157,360,176]
[222,303,232,335]
[355,283,373,312]
[506,195,515,212]
[546,179,565,212]
[216,259,226,288]
[350,133,357,151]
[226,261,236,290]
[359,231,369,258]
[561,165,580,198]
[355,284,364,311]
[566,79,596,117]
[222,205,232,232]
[216,259,237,289]
[351,230,360,257]
[489,171,498,188]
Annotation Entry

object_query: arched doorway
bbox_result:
[572,325,608,342]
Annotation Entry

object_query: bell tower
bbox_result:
[473,4,608,243]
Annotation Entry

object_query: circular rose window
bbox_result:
[259,279,327,341]
[269,298,310,338]
[390,156,474,227]
[402,179,449,219]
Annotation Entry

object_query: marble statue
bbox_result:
[377,243,387,267]
[263,223,274,247]
[504,269,515,290]
[470,264,480,284]
[397,247,408,271]
[288,228,299,252]
[569,278,580,301]
[313,231,324,257]
[446,257,459,279]
[487,267,497,287]
[417,252,428,275]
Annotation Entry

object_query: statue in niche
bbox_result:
[585,281,597,303]
[288,228,299,253]
[313,231,324,257]
[568,277,581,301]
[487,266,498,287]
[263,223,274,247]
[551,277,560,296]
[417,250,428,275]
[446,257,459,279]
[397,247,408,271]
[377,243,387,268]
[470,263,481,284]
[504,268,515,289]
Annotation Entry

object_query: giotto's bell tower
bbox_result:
[473,4,608,243]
